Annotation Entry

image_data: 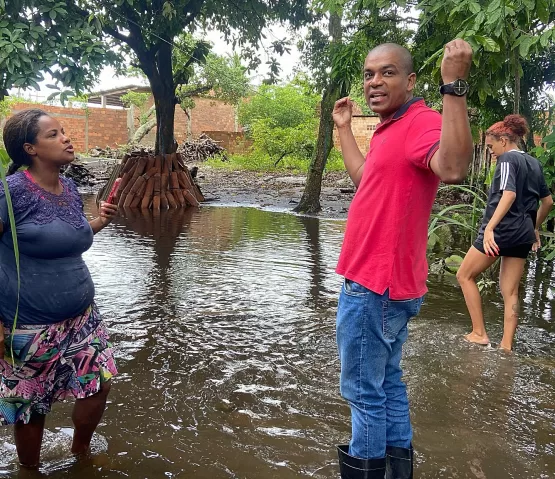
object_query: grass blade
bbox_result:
[0,149,20,364]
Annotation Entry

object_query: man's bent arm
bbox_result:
[429,94,473,184]
[337,125,366,188]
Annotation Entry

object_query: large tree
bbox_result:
[0,0,119,101]
[70,0,310,154]
[128,38,252,144]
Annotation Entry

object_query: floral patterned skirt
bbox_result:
[0,303,117,425]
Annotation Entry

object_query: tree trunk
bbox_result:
[294,12,346,214]
[141,41,176,155]
[153,85,177,154]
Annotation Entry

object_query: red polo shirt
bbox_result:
[336,98,441,300]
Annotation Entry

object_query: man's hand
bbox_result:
[441,39,473,84]
[98,201,118,227]
[333,98,354,129]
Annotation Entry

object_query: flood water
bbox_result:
[1,196,554,478]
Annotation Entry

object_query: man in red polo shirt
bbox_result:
[333,40,473,478]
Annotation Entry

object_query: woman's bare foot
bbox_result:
[464,331,490,345]
[498,341,513,352]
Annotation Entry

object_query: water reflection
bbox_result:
[0,198,553,478]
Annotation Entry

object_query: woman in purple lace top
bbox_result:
[0,109,118,469]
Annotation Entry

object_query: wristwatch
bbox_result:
[440,78,469,96]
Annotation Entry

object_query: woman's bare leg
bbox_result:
[71,381,111,455]
[14,412,46,469]
[456,246,498,344]
[498,257,526,351]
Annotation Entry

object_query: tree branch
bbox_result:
[181,0,206,28]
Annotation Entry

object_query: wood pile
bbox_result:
[179,134,228,162]
[61,163,96,187]
[88,134,227,162]
[97,151,204,210]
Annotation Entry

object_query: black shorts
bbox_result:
[473,241,532,259]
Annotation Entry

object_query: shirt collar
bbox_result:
[392,97,424,119]
[376,97,424,131]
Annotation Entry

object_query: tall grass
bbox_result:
[429,185,487,243]
[0,149,20,363]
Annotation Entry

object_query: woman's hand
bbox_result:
[483,227,499,257]
[98,201,118,226]
[532,229,541,252]
[90,201,119,234]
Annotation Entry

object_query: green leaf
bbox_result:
[518,35,536,57]
[540,29,551,48]
[542,132,555,145]
[47,91,60,101]
[486,0,502,14]
[537,0,549,23]
[49,9,57,20]
[0,148,21,365]
[474,35,500,52]
[28,79,40,90]
[469,1,481,14]
[478,87,487,104]
[473,11,485,29]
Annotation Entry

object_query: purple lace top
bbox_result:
[0,171,86,229]
[0,171,95,326]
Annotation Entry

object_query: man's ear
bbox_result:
[407,72,417,92]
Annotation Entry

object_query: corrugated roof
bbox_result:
[87,84,151,108]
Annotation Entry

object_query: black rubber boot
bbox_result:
[337,445,386,479]
[385,445,413,479]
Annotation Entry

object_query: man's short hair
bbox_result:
[368,43,414,75]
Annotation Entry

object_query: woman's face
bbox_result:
[485,134,506,159]
[24,115,75,167]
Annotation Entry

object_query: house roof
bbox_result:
[87,84,151,108]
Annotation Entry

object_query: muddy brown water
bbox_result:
[0,196,554,478]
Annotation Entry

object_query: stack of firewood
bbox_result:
[61,163,96,186]
[97,151,204,210]
[179,134,227,162]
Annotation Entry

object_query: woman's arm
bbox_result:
[532,194,554,251]
[483,190,517,256]
[89,202,118,235]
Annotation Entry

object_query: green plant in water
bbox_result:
[477,277,497,293]
[429,185,488,247]
[0,148,20,364]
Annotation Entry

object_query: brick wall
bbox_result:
[203,131,252,154]
[131,95,239,147]
[333,116,380,154]
[87,107,129,149]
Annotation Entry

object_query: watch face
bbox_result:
[453,79,468,96]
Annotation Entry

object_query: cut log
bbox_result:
[141,177,155,209]
[96,151,203,210]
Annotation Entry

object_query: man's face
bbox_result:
[363,48,416,120]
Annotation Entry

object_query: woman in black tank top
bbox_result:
[456,115,553,351]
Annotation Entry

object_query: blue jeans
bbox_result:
[336,279,424,459]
